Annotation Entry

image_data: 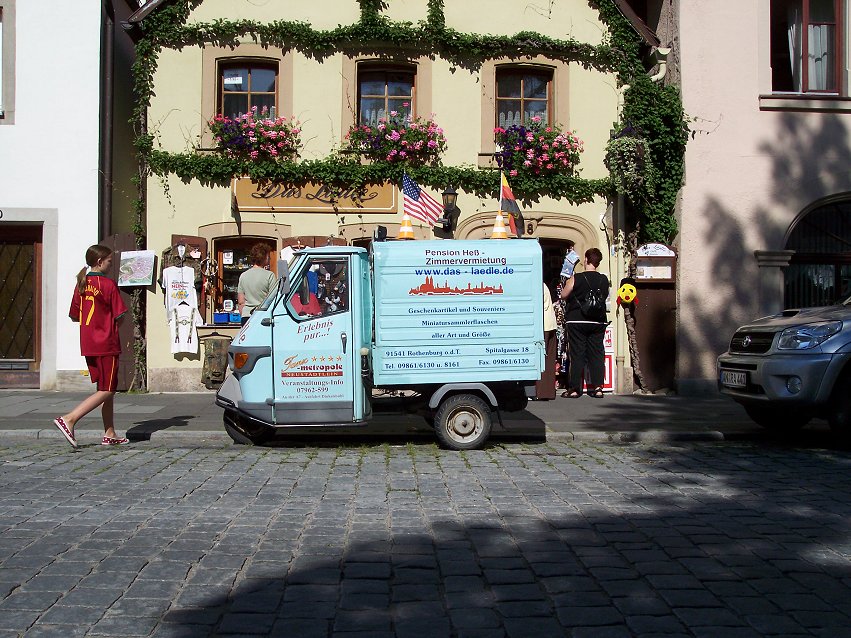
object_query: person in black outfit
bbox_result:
[559,247,610,398]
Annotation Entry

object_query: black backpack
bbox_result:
[578,273,606,321]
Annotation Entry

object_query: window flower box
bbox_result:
[493,116,583,177]
[345,110,447,166]
[208,106,302,161]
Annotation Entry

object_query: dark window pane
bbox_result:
[387,99,411,117]
[524,75,548,99]
[223,94,249,118]
[252,94,276,115]
[525,100,548,123]
[222,68,247,92]
[810,0,835,22]
[359,97,386,126]
[497,74,522,98]
[388,77,413,97]
[251,68,277,92]
[497,100,521,128]
[360,79,386,97]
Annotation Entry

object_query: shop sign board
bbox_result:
[233,177,398,214]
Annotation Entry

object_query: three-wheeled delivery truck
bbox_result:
[215,239,544,449]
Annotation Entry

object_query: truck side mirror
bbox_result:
[276,259,290,295]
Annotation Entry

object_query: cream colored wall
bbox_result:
[294,53,345,159]
[187,0,360,28]
[677,1,851,391]
[145,0,622,390]
[149,47,205,153]
[443,0,609,45]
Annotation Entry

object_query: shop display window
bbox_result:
[212,237,276,324]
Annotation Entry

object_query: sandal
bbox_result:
[589,387,605,399]
[53,417,78,449]
[101,436,129,446]
[561,390,581,398]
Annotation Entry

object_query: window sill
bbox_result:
[759,94,851,112]
[477,152,497,169]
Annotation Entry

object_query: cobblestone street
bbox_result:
[0,439,850,637]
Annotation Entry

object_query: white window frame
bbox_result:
[0,0,15,124]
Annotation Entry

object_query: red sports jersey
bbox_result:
[69,274,127,356]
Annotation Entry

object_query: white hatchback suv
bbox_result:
[717,296,851,436]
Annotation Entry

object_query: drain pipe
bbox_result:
[99,0,115,241]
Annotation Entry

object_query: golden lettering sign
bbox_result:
[233,178,398,214]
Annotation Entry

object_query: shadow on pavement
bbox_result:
[149,441,851,637]
[126,416,195,442]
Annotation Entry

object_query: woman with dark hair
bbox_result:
[559,247,610,398]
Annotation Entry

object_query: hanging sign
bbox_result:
[233,178,398,214]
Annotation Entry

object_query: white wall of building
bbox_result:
[0,2,104,388]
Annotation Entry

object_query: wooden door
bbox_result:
[0,226,42,388]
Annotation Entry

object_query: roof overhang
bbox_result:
[611,0,661,48]
[127,0,171,24]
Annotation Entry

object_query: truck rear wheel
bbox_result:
[434,394,492,450]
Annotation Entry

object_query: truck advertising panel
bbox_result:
[372,240,544,386]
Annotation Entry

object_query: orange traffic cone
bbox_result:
[397,212,415,240]
[490,211,508,239]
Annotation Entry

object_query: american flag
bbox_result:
[402,174,443,226]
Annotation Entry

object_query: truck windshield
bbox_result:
[286,257,349,319]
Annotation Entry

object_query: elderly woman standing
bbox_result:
[237,243,277,326]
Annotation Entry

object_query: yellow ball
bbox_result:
[618,283,637,304]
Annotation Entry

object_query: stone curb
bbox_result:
[0,427,726,444]
[547,430,726,443]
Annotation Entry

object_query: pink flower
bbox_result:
[510,169,518,176]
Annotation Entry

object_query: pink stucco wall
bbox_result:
[676,0,851,391]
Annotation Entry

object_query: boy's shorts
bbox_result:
[85,355,119,392]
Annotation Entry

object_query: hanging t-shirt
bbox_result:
[162,266,202,353]
[162,266,199,314]
[169,304,203,354]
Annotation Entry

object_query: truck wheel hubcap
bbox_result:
[448,410,481,439]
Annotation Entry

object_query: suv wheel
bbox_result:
[743,404,811,432]
[828,374,851,441]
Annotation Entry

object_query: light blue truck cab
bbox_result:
[216,239,544,449]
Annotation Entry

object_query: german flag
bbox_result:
[500,172,524,237]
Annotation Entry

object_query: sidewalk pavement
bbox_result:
[0,387,799,446]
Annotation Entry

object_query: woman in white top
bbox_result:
[535,281,558,400]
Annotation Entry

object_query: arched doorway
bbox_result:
[785,198,851,307]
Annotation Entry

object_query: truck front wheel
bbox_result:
[223,410,273,445]
[434,394,492,450]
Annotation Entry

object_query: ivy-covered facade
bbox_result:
[127,0,685,392]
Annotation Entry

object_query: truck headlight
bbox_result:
[777,321,842,350]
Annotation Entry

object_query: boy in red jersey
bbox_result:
[53,245,130,448]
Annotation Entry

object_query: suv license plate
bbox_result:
[721,370,747,388]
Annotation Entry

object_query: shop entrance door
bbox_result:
[0,226,42,388]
